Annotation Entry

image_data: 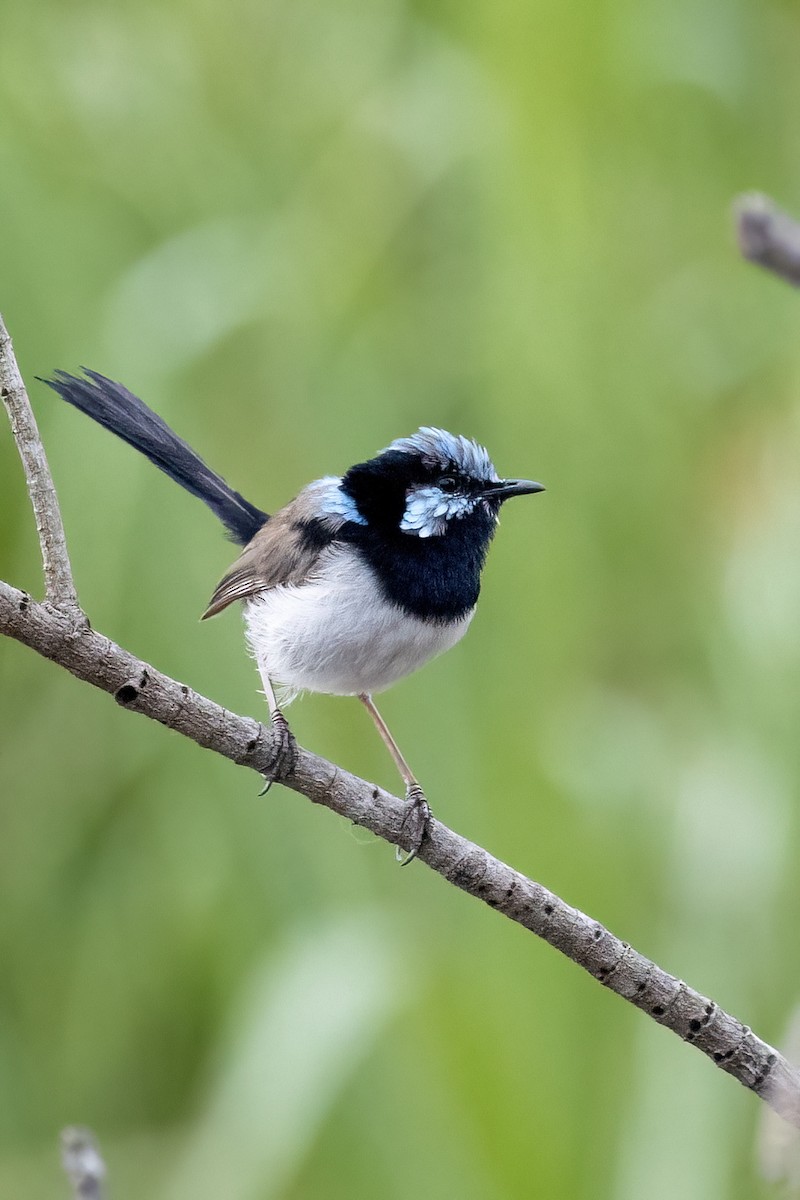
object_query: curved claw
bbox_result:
[256,711,297,797]
[396,784,431,866]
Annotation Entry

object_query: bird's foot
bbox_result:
[396,783,431,866]
[258,710,297,796]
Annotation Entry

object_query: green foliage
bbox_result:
[1,0,799,1195]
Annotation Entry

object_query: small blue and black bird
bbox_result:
[44,370,544,861]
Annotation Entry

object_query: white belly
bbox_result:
[243,548,474,700]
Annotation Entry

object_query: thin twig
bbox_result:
[2,320,800,1129]
[0,311,80,611]
[734,193,800,287]
[60,1127,107,1200]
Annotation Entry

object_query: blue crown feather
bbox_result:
[386,427,498,483]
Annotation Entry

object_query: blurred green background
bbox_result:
[2,0,800,1196]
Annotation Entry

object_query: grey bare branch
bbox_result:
[0,312,80,612]
[735,193,800,287]
[2,317,799,1129]
[60,1127,106,1200]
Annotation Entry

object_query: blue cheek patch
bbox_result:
[400,487,476,537]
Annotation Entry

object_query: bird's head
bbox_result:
[335,427,544,539]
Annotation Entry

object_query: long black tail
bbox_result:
[42,370,269,546]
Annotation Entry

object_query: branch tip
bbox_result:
[734,192,800,287]
[60,1126,106,1200]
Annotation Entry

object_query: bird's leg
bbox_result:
[257,664,296,795]
[358,693,430,865]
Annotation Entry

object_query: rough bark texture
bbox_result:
[3,306,800,1129]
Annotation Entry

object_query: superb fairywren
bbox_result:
[44,370,544,862]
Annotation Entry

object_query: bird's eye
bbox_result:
[437,475,458,493]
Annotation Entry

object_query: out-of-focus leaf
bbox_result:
[162,912,410,1200]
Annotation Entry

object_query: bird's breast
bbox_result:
[346,506,494,621]
[243,545,474,700]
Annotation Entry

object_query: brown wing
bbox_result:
[201,491,335,619]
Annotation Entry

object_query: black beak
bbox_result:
[483,478,545,501]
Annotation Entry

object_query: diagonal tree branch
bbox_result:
[3,577,799,1124]
[2,313,800,1129]
[4,581,799,1123]
[0,313,80,613]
